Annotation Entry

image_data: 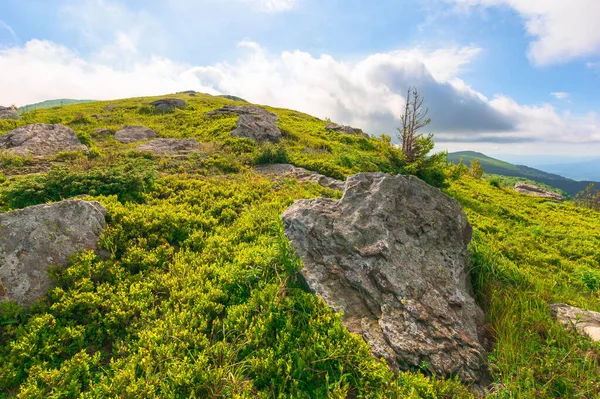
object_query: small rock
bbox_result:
[151,98,187,113]
[0,124,89,156]
[206,105,281,143]
[92,128,113,138]
[135,138,200,156]
[0,105,20,120]
[0,200,107,307]
[282,173,488,386]
[325,123,369,138]
[114,126,157,144]
[103,105,119,111]
[255,164,344,191]
[550,303,600,342]
[514,182,565,201]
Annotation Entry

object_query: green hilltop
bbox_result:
[448,151,599,196]
[0,93,599,398]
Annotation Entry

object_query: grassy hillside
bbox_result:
[0,94,599,398]
[448,151,597,196]
[18,99,96,113]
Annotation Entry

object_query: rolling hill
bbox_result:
[448,151,598,196]
[18,99,96,113]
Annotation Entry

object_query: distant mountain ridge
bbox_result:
[447,151,598,196]
[535,158,600,182]
[19,99,96,113]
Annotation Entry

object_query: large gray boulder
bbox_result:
[282,173,488,386]
[550,303,600,342]
[150,98,187,113]
[0,105,20,120]
[325,123,369,138]
[514,182,565,201]
[114,126,157,144]
[0,200,107,307]
[0,124,88,156]
[135,138,200,156]
[206,105,281,143]
[255,164,344,191]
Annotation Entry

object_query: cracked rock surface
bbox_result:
[282,172,489,387]
[0,200,107,307]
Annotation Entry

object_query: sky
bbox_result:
[1,0,600,158]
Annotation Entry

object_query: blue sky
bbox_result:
[1,0,600,157]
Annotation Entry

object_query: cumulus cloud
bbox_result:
[0,38,599,155]
[447,0,600,66]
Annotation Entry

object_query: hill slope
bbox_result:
[18,99,96,112]
[0,94,599,398]
[448,151,598,196]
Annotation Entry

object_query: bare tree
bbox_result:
[397,87,431,163]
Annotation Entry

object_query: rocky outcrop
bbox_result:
[0,200,107,307]
[550,303,600,342]
[514,182,565,201]
[206,105,281,143]
[0,105,20,120]
[135,138,200,156]
[114,126,157,144]
[255,164,344,191]
[151,98,187,113]
[282,173,488,386]
[0,124,89,156]
[325,123,369,138]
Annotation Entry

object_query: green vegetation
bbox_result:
[448,151,599,196]
[0,93,599,398]
[17,99,96,113]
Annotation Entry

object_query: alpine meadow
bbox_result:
[0,91,599,398]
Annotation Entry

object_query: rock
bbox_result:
[0,200,107,307]
[206,105,281,143]
[218,95,249,103]
[255,164,344,191]
[150,98,187,113]
[0,124,89,156]
[103,105,118,111]
[114,126,157,144]
[135,138,201,156]
[550,303,600,342]
[325,123,369,138]
[0,105,20,120]
[92,128,113,138]
[282,173,488,386]
[514,182,565,201]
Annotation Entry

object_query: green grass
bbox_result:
[0,93,599,398]
[448,151,599,196]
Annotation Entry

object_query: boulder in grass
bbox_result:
[282,173,489,389]
[255,163,344,191]
[114,126,157,144]
[514,182,565,201]
[0,105,20,120]
[0,200,107,307]
[135,138,201,156]
[206,105,281,143]
[150,98,187,113]
[0,124,88,156]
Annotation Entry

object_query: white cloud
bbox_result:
[240,0,296,12]
[587,61,600,72]
[1,38,599,155]
[0,20,19,44]
[447,0,600,66]
[551,92,569,100]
